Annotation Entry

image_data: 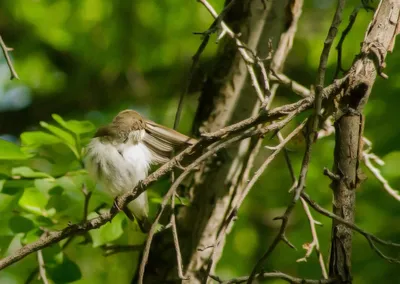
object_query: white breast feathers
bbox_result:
[85,131,152,221]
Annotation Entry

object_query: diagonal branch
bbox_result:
[0,73,347,272]
[0,35,19,80]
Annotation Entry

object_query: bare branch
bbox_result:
[170,195,188,280]
[0,35,19,80]
[205,120,307,278]
[198,0,267,104]
[210,271,336,284]
[0,61,349,272]
[37,250,49,284]
[362,138,400,202]
[173,0,237,129]
[269,70,311,97]
[298,198,328,279]
[302,192,400,263]
[248,2,347,282]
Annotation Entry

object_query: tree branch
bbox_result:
[0,35,19,80]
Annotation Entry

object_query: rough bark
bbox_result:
[328,1,400,282]
[140,0,304,283]
[182,0,303,283]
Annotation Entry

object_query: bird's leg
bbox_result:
[123,207,135,221]
[110,197,135,222]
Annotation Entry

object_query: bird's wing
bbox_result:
[143,120,197,165]
[145,120,197,146]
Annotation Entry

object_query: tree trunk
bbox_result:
[142,0,304,283]
[328,1,400,282]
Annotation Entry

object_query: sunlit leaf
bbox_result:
[89,212,125,247]
[0,236,13,257]
[52,114,95,135]
[12,166,53,179]
[40,121,75,145]
[21,228,42,244]
[18,187,48,215]
[40,121,80,159]
[35,178,57,194]
[21,131,62,146]
[0,191,23,213]
[0,139,28,160]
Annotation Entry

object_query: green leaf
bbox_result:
[47,194,69,213]
[0,236,13,257]
[43,244,63,265]
[175,196,190,206]
[36,215,55,227]
[49,186,64,195]
[0,180,5,192]
[89,212,125,247]
[34,178,57,194]
[21,131,62,146]
[0,213,14,236]
[0,191,23,212]
[21,228,42,244]
[2,180,34,194]
[12,167,54,179]
[52,114,95,135]
[8,215,34,233]
[40,121,80,159]
[0,139,28,160]
[47,255,82,283]
[18,187,48,215]
[40,121,75,145]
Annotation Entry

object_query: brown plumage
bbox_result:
[85,109,197,232]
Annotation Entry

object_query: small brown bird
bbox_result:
[85,110,196,231]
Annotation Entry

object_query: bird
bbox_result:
[85,109,197,232]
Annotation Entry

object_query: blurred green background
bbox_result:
[0,0,399,283]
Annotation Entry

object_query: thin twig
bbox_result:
[206,120,307,278]
[0,76,348,271]
[138,114,302,283]
[173,0,237,129]
[170,194,188,280]
[314,0,347,136]
[0,35,19,80]
[362,138,400,201]
[37,250,49,284]
[334,5,362,79]
[278,126,328,278]
[269,70,311,97]
[248,2,347,282]
[198,0,266,104]
[302,192,400,263]
[62,184,92,250]
[210,271,336,284]
[298,198,328,279]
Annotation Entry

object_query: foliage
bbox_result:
[0,115,142,283]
